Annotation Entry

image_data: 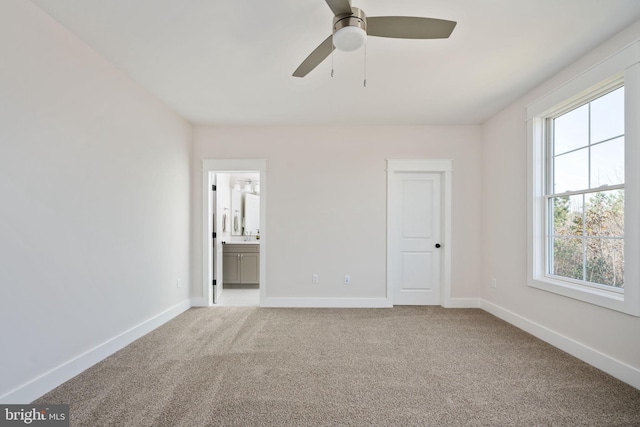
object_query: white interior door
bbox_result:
[213,183,224,304]
[389,172,442,305]
[214,242,223,303]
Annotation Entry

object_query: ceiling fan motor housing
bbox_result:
[332,7,367,51]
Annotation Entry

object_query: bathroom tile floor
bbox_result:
[216,285,260,306]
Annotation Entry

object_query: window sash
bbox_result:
[544,192,625,292]
[545,83,625,196]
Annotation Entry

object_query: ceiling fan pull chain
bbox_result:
[363,40,367,87]
[331,50,335,78]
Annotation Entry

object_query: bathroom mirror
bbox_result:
[244,193,260,236]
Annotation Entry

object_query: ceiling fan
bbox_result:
[293,0,457,77]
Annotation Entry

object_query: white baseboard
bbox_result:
[261,297,393,308]
[480,299,640,390]
[0,299,191,404]
[260,297,480,309]
[444,297,480,308]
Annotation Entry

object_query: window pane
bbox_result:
[552,237,583,280]
[550,194,583,237]
[591,137,624,187]
[584,189,624,237]
[554,148,588,193]
[591,87,624,144]
[586,238,624,288]
[554,104,588,155]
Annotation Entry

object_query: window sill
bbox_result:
[528,276,639,316]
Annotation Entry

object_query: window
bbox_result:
[527,41,640,316]
[548,86,625,290]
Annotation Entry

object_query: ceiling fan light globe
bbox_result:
[333,26,366,51]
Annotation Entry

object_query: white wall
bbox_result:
[481,21,640,375]
[0,1,192,402]
[192,125,482,303]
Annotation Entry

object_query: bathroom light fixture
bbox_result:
[243,180,252,193]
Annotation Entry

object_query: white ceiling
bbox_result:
[30,0,640,125]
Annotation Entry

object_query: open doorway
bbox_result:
[214,172,260,306]
[202,159,266,307]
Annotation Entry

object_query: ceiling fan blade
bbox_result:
[367,17,457,39]
[293,35,335,77]
[325,0,352,16]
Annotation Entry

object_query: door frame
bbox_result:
[202,159,267,307]
[386,159,452,307]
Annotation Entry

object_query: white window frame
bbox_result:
[527,41,640,316]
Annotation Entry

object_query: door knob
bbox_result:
[435,243,441,248]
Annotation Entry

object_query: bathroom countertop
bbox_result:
[221,239,260,245]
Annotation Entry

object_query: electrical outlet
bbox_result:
[491,278,497,288]
[312,274,319,284]
[176,278,181,288]
[344,275,350,284]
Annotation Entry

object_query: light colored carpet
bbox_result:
[35,307,640,426]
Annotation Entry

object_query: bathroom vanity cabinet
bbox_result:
[223,244,259,285]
